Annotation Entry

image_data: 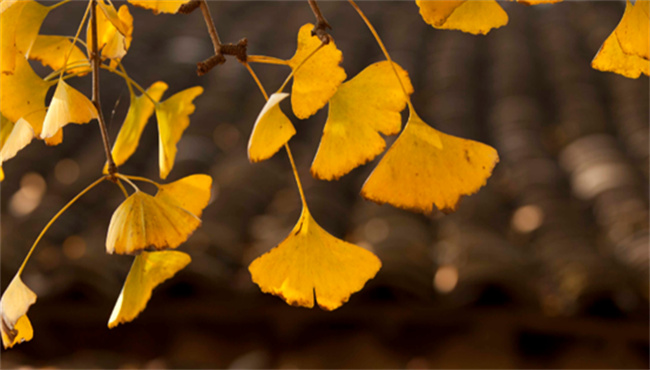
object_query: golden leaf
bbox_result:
[88,2,133,63]
[96,0,129,36]
[0,54,50,137]
[106,174,212,255]
[1,0,48,74]
[249,207,381,310]
[592,28,649,78]
[155,86,203,179]
[416,0,508,35]
[27,35,90,74]
[516,0,562,5]
[110,81,168,169]
[361,110,499,214]
[127,0,192,14]
[0,118,35,165]
[311,61,413,180]
[0,275,37,349]
[288,23,346,119]
[248,92,295,163]
[616,0,649,60]
[41,79,98,139]
[108,250,191,328]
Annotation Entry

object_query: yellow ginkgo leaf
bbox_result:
[311,61,413,180]
[155,174,212,217]
[249,207,381,310]
[155,86,203,179]
[110,81,168,169]
[416,0,508,35]
[1,114,15,149]
[106,174,212,254]
[616,0,649,60]
[27,35,90,74]
[127,0,191,14]
[288,23,346,119]
[41,79,98,139]
[361,110,499,214]
[0,118,35,164]
[248,92,296,162]
[108,250,191,328]
[96,0,129,36]
[1,275,37,349]
[592,28,649,78]
[88,3,133,63]
[1,0,48,74]
[516,0,562,5]
[0,54,49,136]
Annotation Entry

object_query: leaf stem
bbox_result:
[277,42,325,93]
[91,0,118,177]
[48,0,71,10]
[17,176,107,275]
[247,55,289,66]
[347,0,413,110]
[242,62,307,208]
[116,179,130,198]
[116,174,140,192]
[117,62,135,98]
[122,175,161,188]
[102,64,157,105]
[59,0,91,80]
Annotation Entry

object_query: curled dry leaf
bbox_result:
[0,276,37,349]
[41,79,98,139]
[361,110,499,214]
[311,61,413,180]
[288,23,346,119]
[247,92,295,163]
[592,0,649,78]
[416,0,508,35]
[109,251,191,328]
[249,207,381,310]
[109,81,168,170]
[106,174,212,254]
[155,86,203,179]
[127,0,192,14]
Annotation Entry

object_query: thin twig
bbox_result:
[91,0,117,178]
[178,0,200,14]
[308,0,332,44]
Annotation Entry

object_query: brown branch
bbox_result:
[308,0,331,44]
[195,0,248,75]
[90,0,117,178]
[178,0,200,14]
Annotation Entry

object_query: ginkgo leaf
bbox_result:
[0,275,37,349]
[155,86,203,179]
[288,23,346,119]
[0,54,50,136]
[616,0,649,60]
[311,61,413,180]
[110,81,168,169]
[127,0,191,14]
[416,0,508,35]
[27,35,90,74]
[41,79,98,139]
[88,2,133,63]
[106,174,212,254]
[96,0,129,36]
[249,207,381,310]
[592,28,649,78]
[248,92,296,162]
[108,251,191,328]
[361,110,499,214]
[1,0,48,74]
[0,114,13,149]
[0,118,35,164]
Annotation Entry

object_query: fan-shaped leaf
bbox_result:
[41,79,98,139]
[27,35,90,74]
[248,92,295,162]
[0,276,37,349]
[127,0,192,14]
[416,0,508,35]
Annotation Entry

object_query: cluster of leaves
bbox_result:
[0,0,647,351]
[416,0,649,78]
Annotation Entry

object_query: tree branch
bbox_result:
[308,0,331,44]
[91,0,117,178]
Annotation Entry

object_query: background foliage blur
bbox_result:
[1,1,648,368]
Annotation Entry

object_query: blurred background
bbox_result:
[1,1,648,368]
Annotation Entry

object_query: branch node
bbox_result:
[197,54,226,76]
[178,0,200,14]
[308,0,332,44]
[221,38,248,63]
